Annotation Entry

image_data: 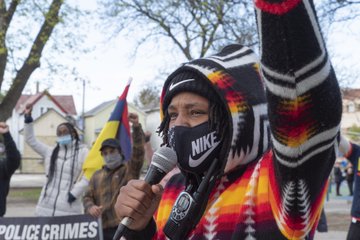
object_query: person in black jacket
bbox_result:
[0,122,21,217]
[334,159,345,196]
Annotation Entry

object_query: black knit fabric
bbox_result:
[162,71,219,112]
[0,132,21,217]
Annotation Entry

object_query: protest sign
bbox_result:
[0,214,102,240]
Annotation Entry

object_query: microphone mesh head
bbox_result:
[151,147,177,173]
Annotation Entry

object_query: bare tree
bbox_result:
[98,0,257,61]
[317,0,360,24]
[0,0,89,121]
[99,0,360,91]
[133,83,161,110]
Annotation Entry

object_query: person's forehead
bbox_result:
[169,92,209,107]
[58,124,68,130]
[101,146,117,152]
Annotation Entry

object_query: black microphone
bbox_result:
[113,146,177,240]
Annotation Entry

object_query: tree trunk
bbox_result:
[0,0,64,122]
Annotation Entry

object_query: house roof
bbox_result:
[144,106,160,113]
[342,88,360,101]
[16,90,77,115]
[19,108,82,134]
[84,100,115,117]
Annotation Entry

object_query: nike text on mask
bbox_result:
[168,121,221,174]
[104,153,123,169]
[57,134,72,146]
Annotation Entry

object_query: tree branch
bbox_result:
[5,0,19,26]
[0,0,63,120]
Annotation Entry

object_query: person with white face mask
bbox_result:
[23,104,89,216]
[83,112,145,240]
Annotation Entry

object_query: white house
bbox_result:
[341,88,360,129]
[7,90,78,152]
[83,99,147,147]
[144,107,163,151]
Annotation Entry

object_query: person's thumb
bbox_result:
[152,184,164,203]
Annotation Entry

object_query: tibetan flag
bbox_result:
[82,79,132,180]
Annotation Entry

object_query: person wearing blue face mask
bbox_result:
[24,104,89,216]
[83,113,145,240]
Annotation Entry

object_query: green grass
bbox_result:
[8,188,41,202]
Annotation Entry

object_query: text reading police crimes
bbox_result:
[0,221,99,240]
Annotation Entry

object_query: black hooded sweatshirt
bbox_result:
[0,132,21,217]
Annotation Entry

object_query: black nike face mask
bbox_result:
[168,121,221,174]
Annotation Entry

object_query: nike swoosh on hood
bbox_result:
[169,79,195,91]
[188,141,220,168]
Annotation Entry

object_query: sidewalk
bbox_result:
[7,174,352,239]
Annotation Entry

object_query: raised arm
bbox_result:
[0,123,21,177]
[127,113,145,180]
[255,0,342,236]
[23,104,52,158]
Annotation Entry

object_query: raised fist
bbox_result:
[24,103,33,116]
[128,112,139,126]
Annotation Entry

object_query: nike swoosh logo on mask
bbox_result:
[169,79,195,91]
[188,141,220,168]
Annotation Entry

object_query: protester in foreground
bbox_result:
[0,122,21,217]
[24,105,89,216]
[114,1,342,239]
[339,136,360,240]
[83,113,145,240]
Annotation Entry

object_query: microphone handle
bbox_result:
[112,166,166,240]
[144,164,167,185]
[112,217,133,240]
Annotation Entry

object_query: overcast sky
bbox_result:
[22,1,360,116]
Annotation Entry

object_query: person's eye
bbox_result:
[191,110,206,116]
[168,112,178,120]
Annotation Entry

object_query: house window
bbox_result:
[348,102,355,113]
[40,107,50,115]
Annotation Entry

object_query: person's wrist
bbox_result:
[24,114,33,123]
[2,132,10,137]
[68,192,76,203]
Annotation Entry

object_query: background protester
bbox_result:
[143,131,154,168]
[345,161,354,196]
[83,113,145,240]
[334,159,345,196]
[339,136,360,240]
[114,1,342,239]
[24,105,89,216]
[0,122,21,217]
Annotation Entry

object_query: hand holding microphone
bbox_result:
[113,146,177,240]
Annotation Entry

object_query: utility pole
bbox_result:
[82,79,86,132]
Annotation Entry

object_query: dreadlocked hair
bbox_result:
[43,122,80,198]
